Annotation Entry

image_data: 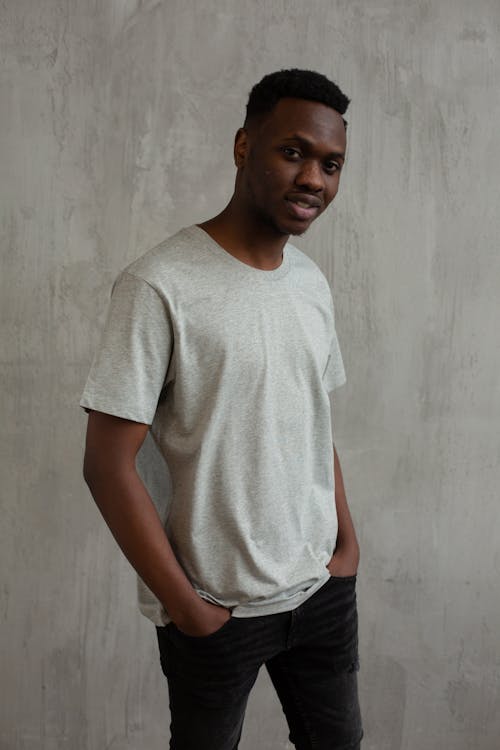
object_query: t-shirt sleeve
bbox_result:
[322,292,347,393]
[79,271,173,425]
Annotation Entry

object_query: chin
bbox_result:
[270,216,313,237]
[285,220,314,237]
[288,224,311,236]
[261,209,313,238]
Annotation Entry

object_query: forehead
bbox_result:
[257,97,346,149]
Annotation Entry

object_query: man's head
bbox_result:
[233,68,350,237]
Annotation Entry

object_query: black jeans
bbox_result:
[156,575,362,749]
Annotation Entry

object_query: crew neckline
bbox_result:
[187,224,291,281]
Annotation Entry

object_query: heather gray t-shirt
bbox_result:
[80,225,347,625]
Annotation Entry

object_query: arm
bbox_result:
[83,410,231,635]
[326,444,360,576]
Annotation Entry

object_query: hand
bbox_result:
[172,596,232,637]
[326,541,360,578]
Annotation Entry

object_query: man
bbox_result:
[81,68,362,749]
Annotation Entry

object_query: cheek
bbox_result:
[252,168,287,199]
[325,176,341,203]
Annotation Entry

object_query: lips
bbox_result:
[285,193,321,221]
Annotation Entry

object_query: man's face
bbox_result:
[235,97,347,237]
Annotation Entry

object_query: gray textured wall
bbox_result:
[1,1,499,748]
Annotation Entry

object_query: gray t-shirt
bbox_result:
[80,225,347,625]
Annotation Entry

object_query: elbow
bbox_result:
[82,457,92,489]
[83,452,99,491]
[83,452,132,490]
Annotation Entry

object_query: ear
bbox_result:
[234,127,249,169]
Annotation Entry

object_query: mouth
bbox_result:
[285,195,321,221]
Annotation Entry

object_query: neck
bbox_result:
[198,197,288,271]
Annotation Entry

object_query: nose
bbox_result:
[294,159,324,192]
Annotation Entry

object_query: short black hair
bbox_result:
[244,68,350,130]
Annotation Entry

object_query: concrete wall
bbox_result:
[1,1,499,748]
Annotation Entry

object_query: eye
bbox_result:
[324,160,341,174]
[281,146,301,159]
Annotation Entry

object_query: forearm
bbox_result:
[333,445,359,557]
[84,463,199,621]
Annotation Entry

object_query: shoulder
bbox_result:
[118,225,206,293]
[286,240,333,298]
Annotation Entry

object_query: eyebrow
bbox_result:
[281,133,345,161]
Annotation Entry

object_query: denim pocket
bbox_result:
[169,614,235,642]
